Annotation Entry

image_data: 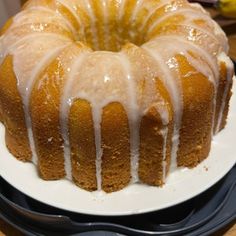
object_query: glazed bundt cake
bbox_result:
[0,0,234,192]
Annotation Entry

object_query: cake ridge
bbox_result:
[60,50,90,180]
[142,44,183,172]
[0,0,234,192]
[215,52,234,133]
[139,0,172,31]
[118,52,141,184]
[28,5,78,36]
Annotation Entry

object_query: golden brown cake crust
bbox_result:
[0,56,32,162]
[70,99,97,191]
[0,0,234,192]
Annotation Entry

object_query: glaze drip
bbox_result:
[0,0,232,191]
[118,53,141,183]
[142,43,183,171]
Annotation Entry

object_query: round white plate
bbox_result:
[0,82,236,216]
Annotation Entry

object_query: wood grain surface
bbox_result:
[0,4,235,236]
[0,219,23,236]
[213,222,236,236]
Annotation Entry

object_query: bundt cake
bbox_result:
[0,0,234,193]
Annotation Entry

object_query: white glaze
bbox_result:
[0,36,4,65]
[118,52,141,183]
[83,0,99,50]
[151,35,219,79]
[13,6,72,34]
[27,6,77,36]
[147,35,219,138]
[130,0,143,24]
[118,0,126,21]
[56,0,85,40]
[60,51,90,180]
[0,0,232,192]
[139,0,168,31]
[3,31,70,164]
[92,104,103,191]
[142,43,183,172]
[147,8,225,51]
[61,50,136,188]
[101,0,109,50]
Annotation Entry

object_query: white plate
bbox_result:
[0,82,236,216]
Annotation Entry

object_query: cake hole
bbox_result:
[77,19,145,52]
